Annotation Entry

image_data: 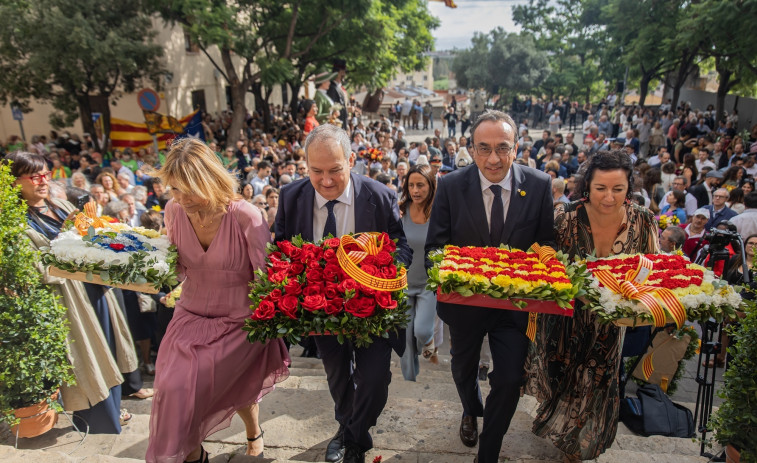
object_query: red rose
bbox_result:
[345,297,375,318]
[267,289,283,302]
[251,299,276,320]
[278,241,294,256]
[360,264,380,276]
[299,248,316,263]
[324,283,340,300]
[324,248,337,261]
[361,255,377,266]
[306,267,324,283]
[302,294,327,312]
[380,265,397,279]
[308,259,321,269]
[380,234,397,253]
[284,280,302,296]
[323,264,342,281]
[359,285,375,296]
[375,291,397,310]
[289,262,305,276]
[269,270,287,284]
[279,295,299,319]
[325,297,344,315]
[324,237,341,249]
[339,278,359,292]
[303,284,324,297]
[109,243,125,251]
[375,251,393,266]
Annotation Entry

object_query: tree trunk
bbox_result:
[638,73,651,108]
[221,47,246,148]
[716,67,732,125]
[289,81,302,120]
[76,95,100,152]
[251,83,273,133]
[671,52,696,112]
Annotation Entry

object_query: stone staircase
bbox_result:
[0,345,714,462]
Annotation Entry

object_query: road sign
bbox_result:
[137,88,160,112]
[11,106,23,121]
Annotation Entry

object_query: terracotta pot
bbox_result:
[10,390,59,438]
[726,444,740,463]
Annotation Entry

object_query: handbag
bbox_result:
[137,292,157,313]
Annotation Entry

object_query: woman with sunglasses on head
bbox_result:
[4,151,141,434]
[398,164,441,380]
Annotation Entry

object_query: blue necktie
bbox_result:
[489,185,504,245]
[323,200,338,238]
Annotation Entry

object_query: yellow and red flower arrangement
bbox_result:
[584,253,740,326]
[244,232,409,347]
[363,147,384,163]
[427,244,587,339]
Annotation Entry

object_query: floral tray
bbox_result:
[48,266,160,294]
[436,290,574,316]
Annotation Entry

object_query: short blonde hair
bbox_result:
[157,138,239,211]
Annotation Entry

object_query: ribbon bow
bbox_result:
[74,201,109,235]
[336,233,407,292]
[593,255,686,328]
[524,243,560,342]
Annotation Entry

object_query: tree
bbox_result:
[156,0,438,142]
[680,0,757,121]
[451,29,550,101]
[0,0,165,151]
[512,0,607,102]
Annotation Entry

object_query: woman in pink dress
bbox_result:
[146,138,290,463]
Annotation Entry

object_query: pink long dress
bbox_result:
[146,199,290,463]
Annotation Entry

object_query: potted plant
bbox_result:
[710,296,757,462]
[0,162,75,437]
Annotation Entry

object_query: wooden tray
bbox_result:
[48,267,159,294]
[437,290,574,316]
[613,316,676,328]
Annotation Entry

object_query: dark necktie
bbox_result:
[323,199,338,238]
[489,185,504,245]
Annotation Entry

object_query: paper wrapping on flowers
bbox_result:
[244,233,409,348]
[427,244,588,341]
[583,253,741,326]
[42,205,178,292]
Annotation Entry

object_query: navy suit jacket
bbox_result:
[704,205,738,230]
[274,173,411,353]
[425,163,555,323]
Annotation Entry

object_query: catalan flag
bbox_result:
[110,110,203,151]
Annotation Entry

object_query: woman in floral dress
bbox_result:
[525,150,660,461]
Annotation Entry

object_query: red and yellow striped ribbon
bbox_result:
[74,201,108,236]
[337,233,407,292]
[524,243,559,342]
[642,352,655,380]
[593,255,686,328]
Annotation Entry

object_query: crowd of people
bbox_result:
[3,84,756,463]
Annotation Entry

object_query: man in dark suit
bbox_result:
[275,124,411,463]
[704,187,738,230]
[690,170,722,208]
[425,111,554,463]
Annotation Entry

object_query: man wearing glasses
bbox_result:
[425,110,554,463]
[704,188,738,230]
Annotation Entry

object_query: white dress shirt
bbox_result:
[313,179,355,241]
[478,168,513,233]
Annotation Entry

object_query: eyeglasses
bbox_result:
[22,171,52,185]
[474,144,514,157]
[713,194,729,199]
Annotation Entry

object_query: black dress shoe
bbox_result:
[343,443,365,463]
[459,415,478,447]
[325,424,346,462]
[478,365,489,382]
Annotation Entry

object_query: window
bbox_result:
[184,29,199,53]
[191,90,207,113]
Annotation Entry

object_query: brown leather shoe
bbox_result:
[459,415,478,447]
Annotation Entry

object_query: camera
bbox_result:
[703,228,740,252]
[75,193,90,210]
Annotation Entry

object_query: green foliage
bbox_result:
[0,0,165,148]
[0,163,75,425]
[710,299,757,459]
[452,29,550,98]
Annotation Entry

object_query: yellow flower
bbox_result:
[519,189,526,197]
[151,205,162,212]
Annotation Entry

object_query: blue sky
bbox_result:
[428,0,527,51]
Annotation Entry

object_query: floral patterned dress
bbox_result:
[524,200,660,460]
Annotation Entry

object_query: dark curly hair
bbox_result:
[574,149,635,200]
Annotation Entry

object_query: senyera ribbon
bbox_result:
[593,254,686,328]
[524,243,560,342]
[74,201,108,235]
[336,233,407,292]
